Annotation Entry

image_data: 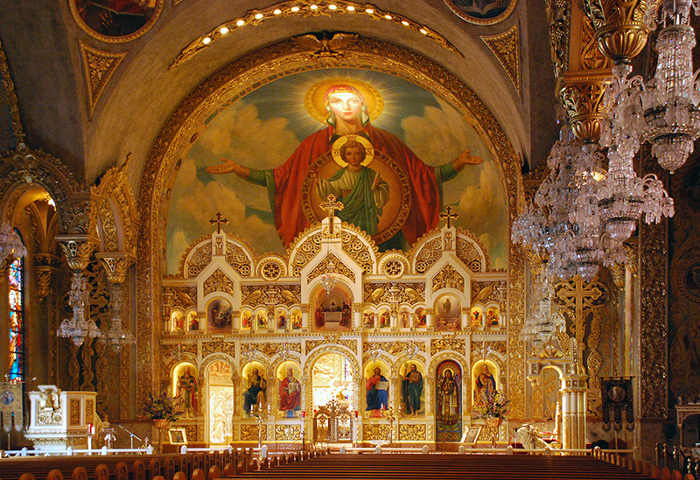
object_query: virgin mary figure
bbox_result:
[206,80,483,251]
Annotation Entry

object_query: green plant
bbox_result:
[141,390,181,422]
[474,391,510,419]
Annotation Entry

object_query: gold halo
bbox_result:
[331,135,375,167]
[305,78,384,124]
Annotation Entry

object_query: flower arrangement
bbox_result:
[141,390,181,422]
[474,391,510,419]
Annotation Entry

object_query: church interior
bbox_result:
[1,0,700,468]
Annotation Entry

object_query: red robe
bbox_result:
[270,124,442,248]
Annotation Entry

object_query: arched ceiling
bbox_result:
[0,1,558,194]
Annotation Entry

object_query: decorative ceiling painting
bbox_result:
[166,68,508,273]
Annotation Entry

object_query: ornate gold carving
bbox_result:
[139,34,522,411]
[607,261,626,288]
[363,282,425,305]
[69,399,80,426]
[307,252,355,284]
[0,39,24,144]
[432,264,464,293]
[33,254,60,300]
[455,231,490,272]
[586,309,603,390]
[545,0,571,79]
[290,232,322,276]
[581,0,650,63]
[162,343,197,358]
[414,238,443,274]
[580,10,611,70]
[379,254,408,278]
[471,281,503,305]
[59,240,97,272]
[202,341,237,358]
[225,242,253,277]
[364,340,425,357]
[430,338,465,355]
[170,2,459,69]
[97,254,133,285]
[78,42,126,116]
[91,161,139,255]
[275,424,301,441]
[399,423,426,441]
[558,73,611,142]
[203,268,235,297]
[165,286,197,309]
[257,256,286,280]
[341,228,376,275]
[240,284,301,308]
[508,244,526,418]
[481,23,521,97]
[473,341,507,358]
[362,424,390,441]
[639,151,668,418]
[241,424,266,441]
[445,0,518,26]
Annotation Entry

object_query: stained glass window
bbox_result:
[8,256,24,383]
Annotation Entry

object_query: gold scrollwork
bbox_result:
[558,73,611,143]
[581,0,650,63]
[481,23,521,97]
[432,264,465,293]
[203,268,236,297]
[399,423,426,441]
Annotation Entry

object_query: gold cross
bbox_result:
[320,194,344,234]
[439,206,459,228]
[554,277,607,368]
[209,212,229,234]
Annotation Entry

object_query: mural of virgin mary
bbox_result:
[206,80,483,251]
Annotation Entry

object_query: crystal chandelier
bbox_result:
[521,276,565,350]
[0,223,27,265]
[599,0,700,174]
[319,273,338,293]
[102,284,135,352]
[57,272,101,347]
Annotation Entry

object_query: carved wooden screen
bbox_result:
[313,399,353,443]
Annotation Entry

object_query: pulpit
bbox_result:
[24,385,100,451]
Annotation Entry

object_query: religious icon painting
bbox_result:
[313,284,352,332]
[186,310,199,331]
[415,307,427,328]
[378,308,391,329]
[240,310,253,330]
[472,360,498,409]
[290,309,302,330]
[277,362,302,418]
[167,69,508,272]
[435,294,462,331]
[173,363,198,418]
[399,308,412,329]
[276,309,288,330]
[71,0,164,42]
[470,306,484,328]
[436,360,462,442]
[364,361,390,418]
[400,362,425,417]
[362,310,375,329]
[255,310,268,330]
[171,309,184,332]
[242,362,268,417]
[486,306,500,327]
[206,298,232,334]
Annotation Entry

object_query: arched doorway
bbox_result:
[206,361,234,444]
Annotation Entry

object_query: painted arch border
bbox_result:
[136,34,525,410]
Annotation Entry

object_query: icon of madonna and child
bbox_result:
[206,79,485,252]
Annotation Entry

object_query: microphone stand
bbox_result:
[116,423,143,449]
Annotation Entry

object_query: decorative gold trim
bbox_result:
[481,22,521,98]
[0,39,24,144]
[444,0,518,26]
[78,41,126,117]
[558,72,611,142]
[69,0,165,44]
[169,1,460,69]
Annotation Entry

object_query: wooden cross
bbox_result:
[320,194,344,234]
[209,212,229,234]
[439,205,459,228]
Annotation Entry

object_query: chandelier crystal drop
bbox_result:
[0,223,27,265]
[103,285,135,352]
[57,272,101,347]
[319,273,338,294]
[599,0,700,174]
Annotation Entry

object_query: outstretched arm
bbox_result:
[206,158,251,178]
[451,149,484,173]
